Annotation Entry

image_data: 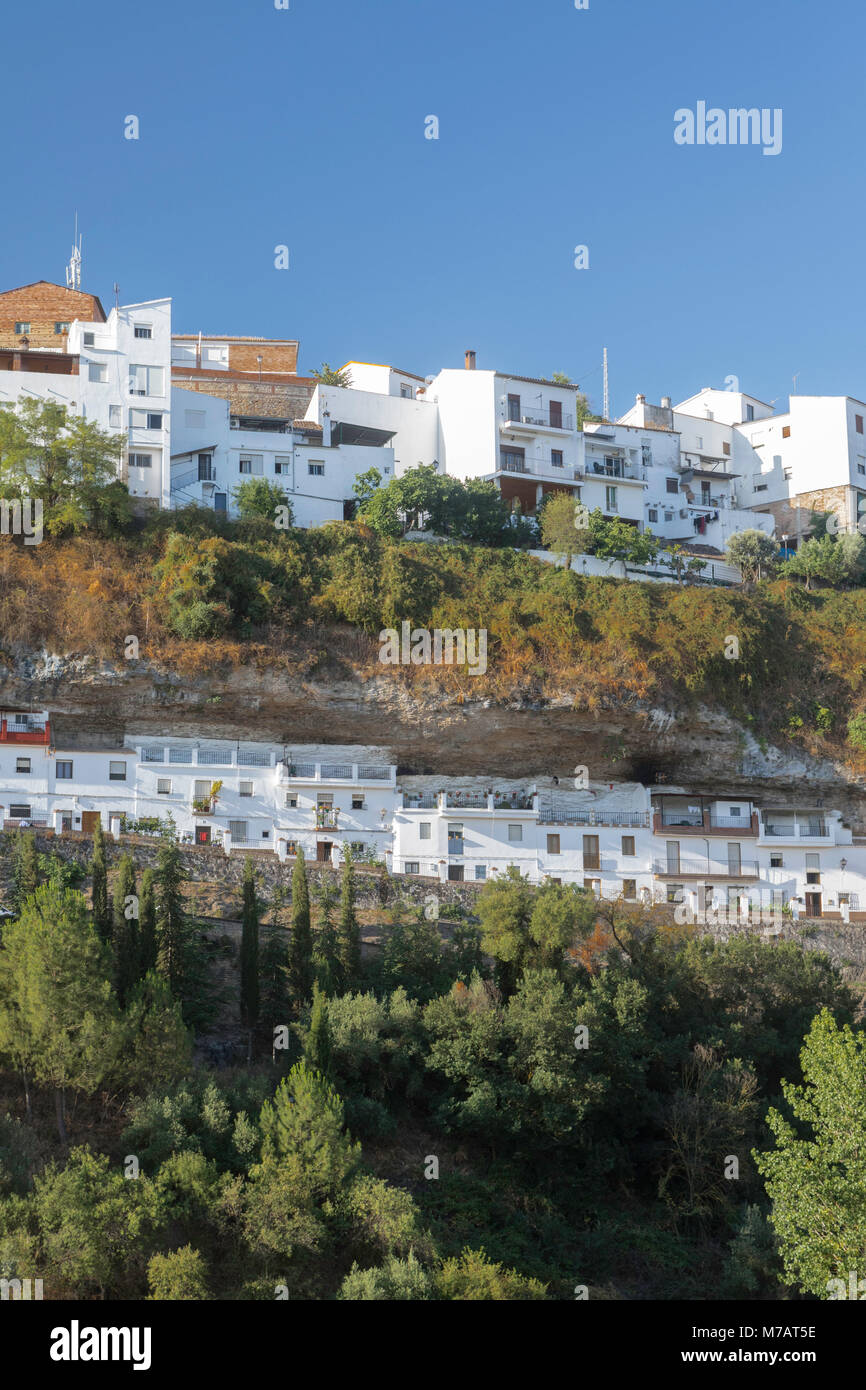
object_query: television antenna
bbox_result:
[65,214,82,290]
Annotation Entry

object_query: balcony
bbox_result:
[316,807,340,829]
[653,808,758,837]
[653,858,760,878]
[758,819,832,844]
[277,761,392,784]
[540,809,649,827]
[1,715,50,746]
[501,407,574,433]
[587,458,644,483]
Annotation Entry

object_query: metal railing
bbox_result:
[504,407,574,431]
[320,763,353,779]
[660,811,703,827]
[316,808,339,829]
[653,857,760,876]
[539,809,649,827]
[404,794,438,809]
[762,822,829,838]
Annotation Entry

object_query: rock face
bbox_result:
[3,650,866,828]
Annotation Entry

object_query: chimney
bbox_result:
[322,410,332,447]
[635,393,646,404]
[465,350,476,370]
[661,395,672,408]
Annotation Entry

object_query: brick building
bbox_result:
[0,281,106,362]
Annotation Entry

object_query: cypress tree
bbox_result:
[304,981,332,1078]
[138,869,158,975]
[12,830,39,913]
[155,831,186,996]
[259,885,290,1049]
[313,875,343,995]
[90,819,111,942]
[287,848,314,1007]
[338,850,361,988]
[111,854,139,1005]
[240,857,260,1033]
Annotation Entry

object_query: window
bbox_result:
[129,453,152,469]
[197,454,213,481]
[54,321,70,335]
[551,450,563,467]
[746,404,755,421]
[228,820,248,841]
[285,795,297,808]
[754,484,768,492]
[400,383,413,399]
[88,363,107,383]
[9,804,31,819]
[805,853,820,869]
[622,835,635,856]
[666,884,684,903]
[857,416,864,434]
[308,462,325,476]
[783,467,792,480]
[549,400,563,429]
[622,879,637,900]
[194,780,211,800]
[475,864,487,881]
[405,861,420,875]
[128,410,164,430]
[770,854,783,868]
[157,779,172,795]
[605,485,618,512]
[507,394,520,421]
[109,405,122,428]
[666,478,679,494]
[351,794,364,810]
[109,761,127,781]
[274,455,291,475]
[56,761,73,779]
[185,409,206,429]
[508,824,523,842]
[15,757,30,774]
[129,364,164,396]
[648,509,658,523]
[239,455,263,475]
[546,833,560,854]
[782,425,791,438]
[806,871,821,884]
[582,834,600,870]
[723,442,731,455]
[14,322,30,335]
[83,332,95,346]
[239,781,254,797]
[696,436,703,450]
[134,325,152,339]
[419,822,431,840]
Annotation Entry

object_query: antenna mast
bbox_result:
[65,214,82,291]
[603,346,610,421]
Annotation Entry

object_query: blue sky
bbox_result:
[2,0,863,414]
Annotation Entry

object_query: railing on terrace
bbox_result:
[708,814,753,828]
[504,407,574,431]
[445,793,487,809]
[539,809,649,827]
[404,794,438,809]
[659,811,703,827]
[653,858,760,876]
[316,809,340,829]
[320,764,353,779]
[762,822,829,838]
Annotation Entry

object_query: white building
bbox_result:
[0,296,172,507]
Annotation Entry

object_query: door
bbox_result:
[60,813,73,833]
[507,394,521,422]
[582,834,600,871]
[81,811,100,834]
[195,825,211,845]
[317,841,333,863]
[727,842,741,876]
[666,840,680,874]
[214,492,227,512]
[549,399,562,429]
[805,891,822,918]
[448,864,464,882]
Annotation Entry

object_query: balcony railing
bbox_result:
[316,808,339,829]
[448,838,464,855]
[653,858,760,877]
[540,809,649,827]
[660,811,703,827]
[588,459,642,481]
[761,822,829,839]
[1,717,50,745]
[504,408,574,431]
[404,794,438,809]
[708,814,753,828]
[445,793,487,809]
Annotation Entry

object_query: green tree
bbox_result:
[147,1245,209,1300]
[240,857,261,1045]
[310,363,353,387]
[304,982,333,1077]
[138,869,158,974]
[89,818,111,943]
[0,887,116,1142]
[540,490,585,569]
[233,476,292,524]
[11,830,39,913]
[154,831,214,1031]
[529,881,596,969]
[476,868,535,997]
[259,887,290,1050]
[313,875,343,995]
[288,849,314,1006]
[0,398,128,535]
[338,851,361,989]
[755,1010,866,1297]
[111,854,139,1005]
[726,529,778,583]
[119,970,193,1094]
[435,1247,549,1300]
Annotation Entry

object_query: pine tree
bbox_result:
[304,982,332,1077]
[313,875,343,995]
[89,819,111,942]
[11,830,39,913]
[240,857,260,1035]
[287,849,314,1007]
[138,869,158,975]
[338,850,361,989]
[155,832,187,996]
[111,854,139,1006]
